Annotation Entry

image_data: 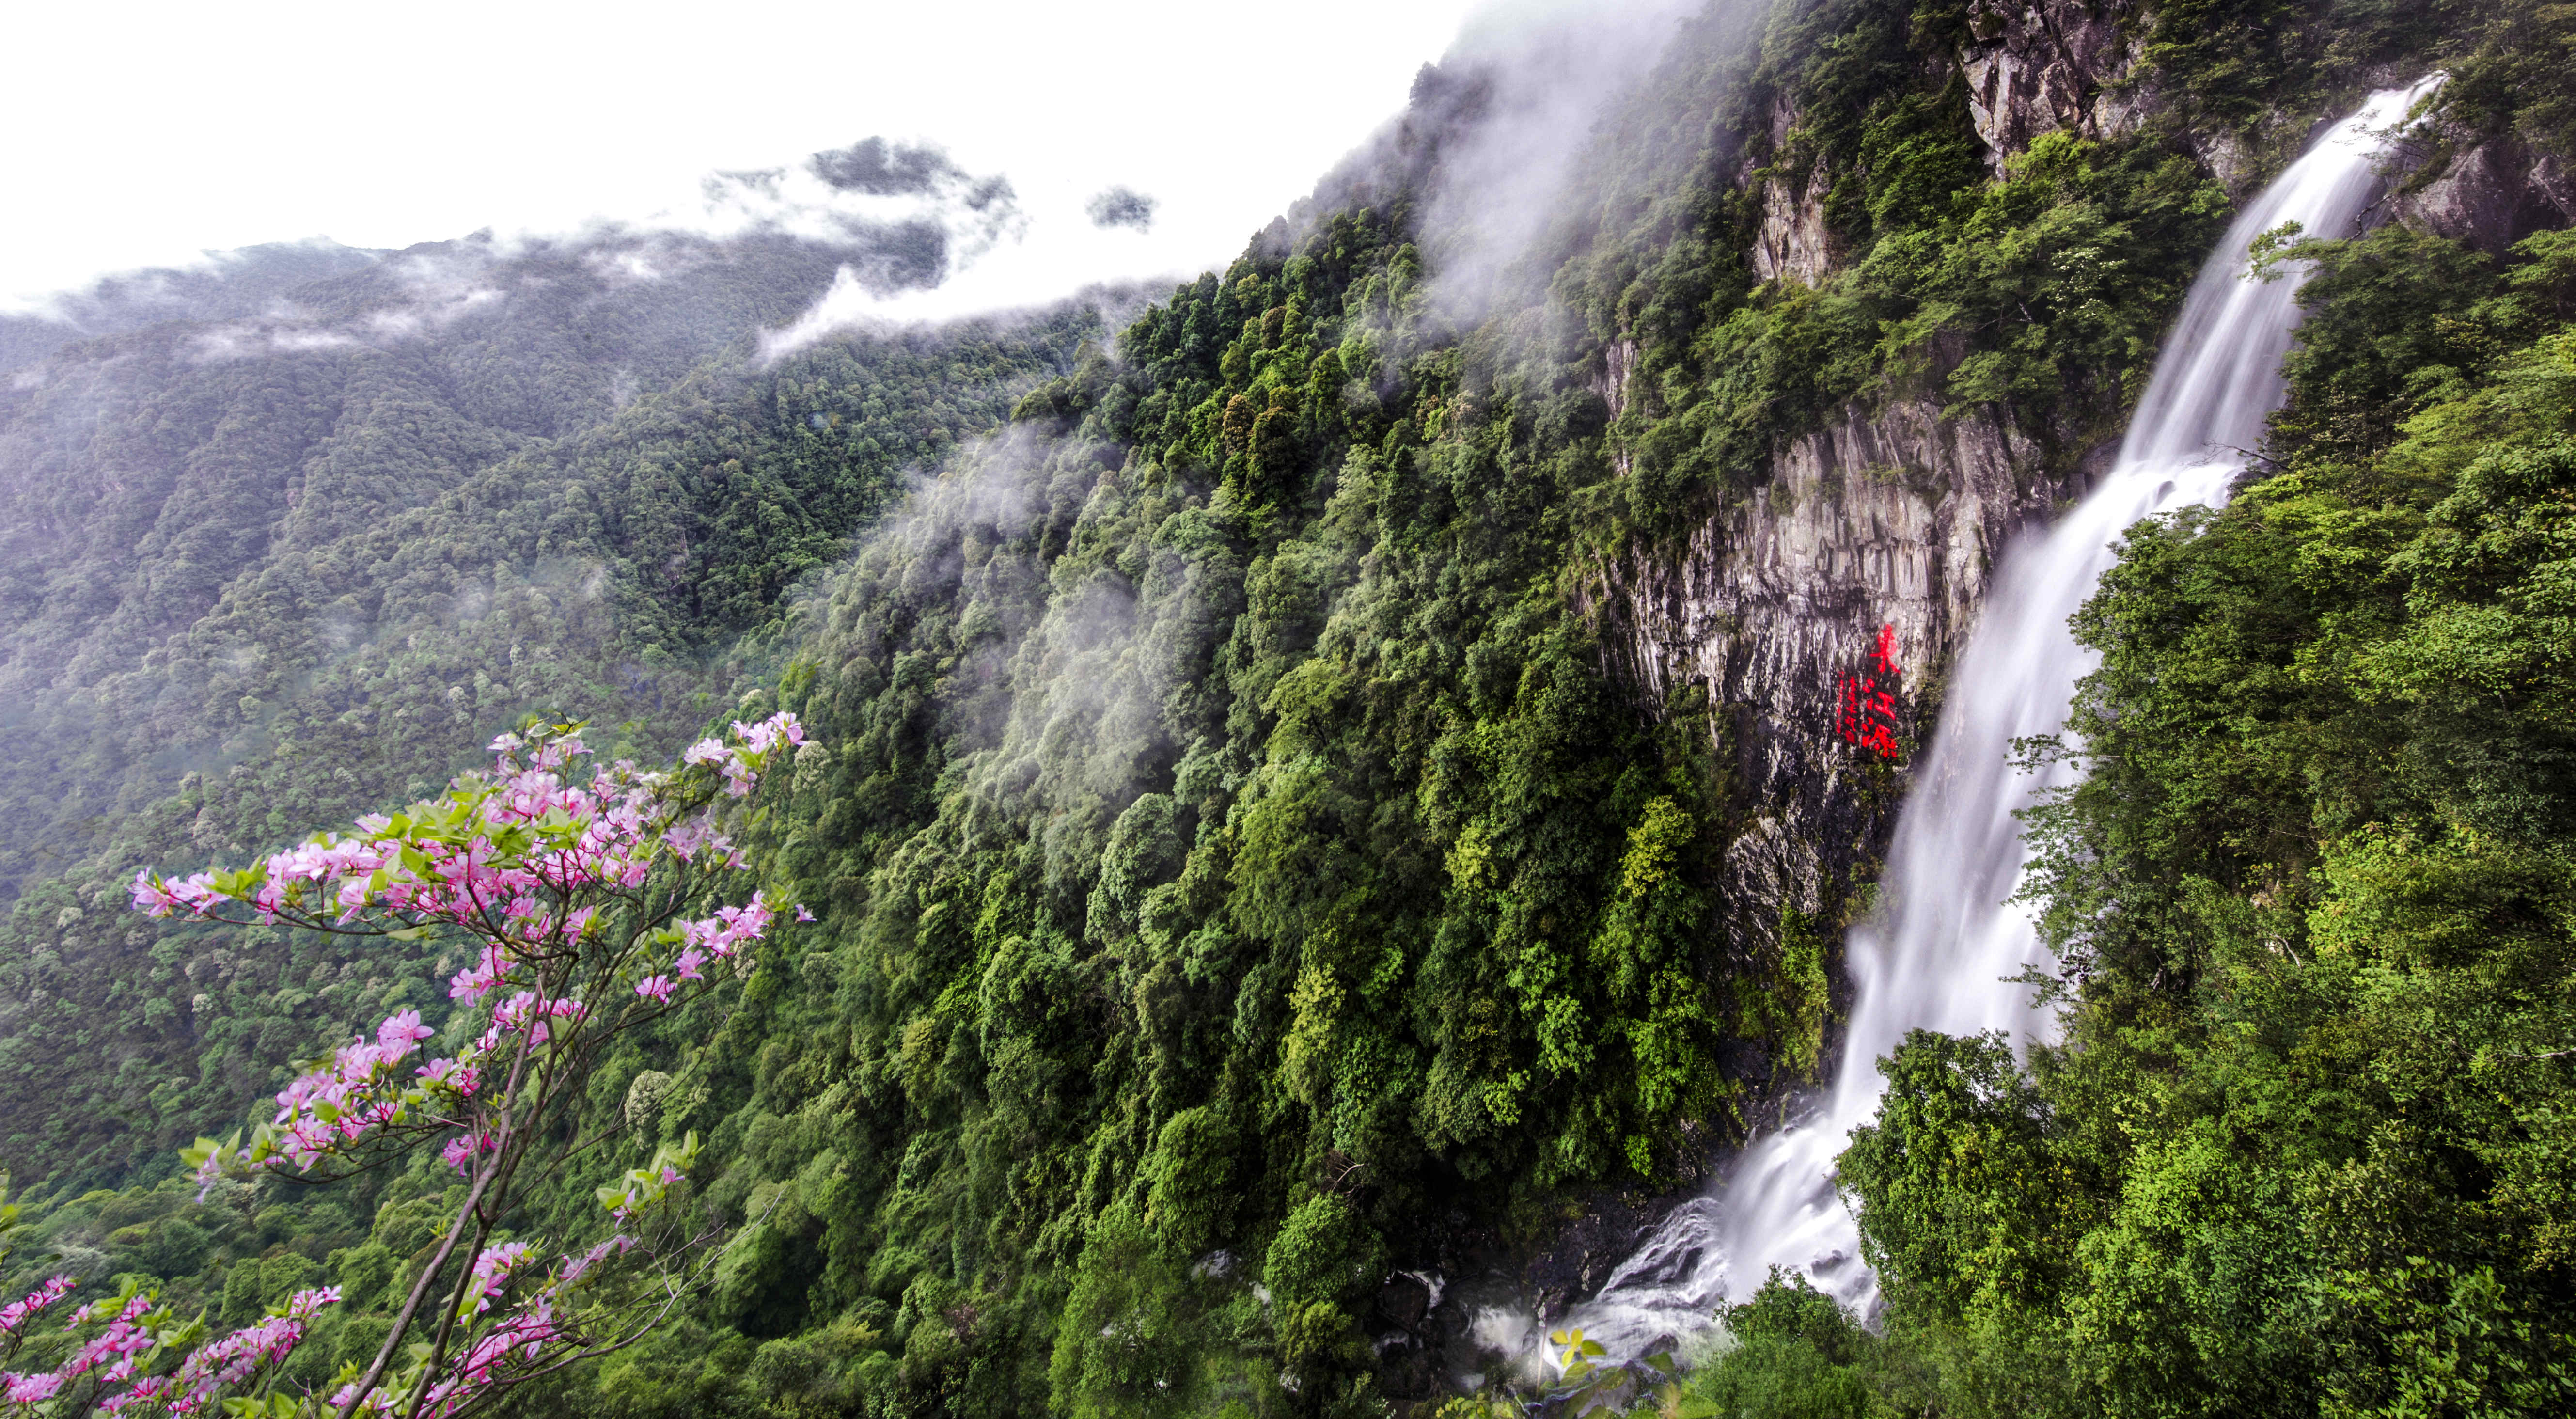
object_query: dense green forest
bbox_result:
[3,0,2575,1416]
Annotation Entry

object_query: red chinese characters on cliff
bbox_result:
[1837,624,1902,758]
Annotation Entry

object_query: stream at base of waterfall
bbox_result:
[1457,75,2445,1392]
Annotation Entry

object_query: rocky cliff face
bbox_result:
[1587,399,2078,967]
[1752,95,1838,286]
[2392,127,2576,252]
[1959,0,2155,165]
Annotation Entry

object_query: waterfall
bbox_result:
[1495,77,2442,1375]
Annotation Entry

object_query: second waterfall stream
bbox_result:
[1486,76,2445,1378]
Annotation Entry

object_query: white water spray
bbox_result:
[1499,78,2441,1372]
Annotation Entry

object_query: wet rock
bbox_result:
[2391,131,2576,254]
[1424,1287,1471,1351]
[1513,1190,1694,1319]
[1594,338,1642,477]
[1377,1272,1434,1333]
[1378,1347,1440,1401]
[2193,126,2258,196]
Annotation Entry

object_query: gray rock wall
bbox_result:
[1586,399,2081,962]
[2392,130,2576,252]
[1961,0,2154,165]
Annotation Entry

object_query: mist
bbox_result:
[1412,0,1707,318]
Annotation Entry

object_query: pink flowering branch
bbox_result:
[0,1276,72,1341]
[105,713,821,1419]
[0,1275,340,1418]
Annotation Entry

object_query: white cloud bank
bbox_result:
[2,0,1485,313]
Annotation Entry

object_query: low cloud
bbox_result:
[19,134,1038,374]
[697,135,1025,263]
[810,137,961,197]
[755,268,1162,367]
[753,265,898,363]
[1085,187,1157,233]
[1418,0,1705,319]
[1286,0,1711,332]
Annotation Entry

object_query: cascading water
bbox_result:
[1490,77,2443,1377]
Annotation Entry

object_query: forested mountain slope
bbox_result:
[0,147,1114,1182]
[2,1,2575,1417]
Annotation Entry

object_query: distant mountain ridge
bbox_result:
[1,240,390,374]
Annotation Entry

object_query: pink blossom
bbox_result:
[377,1008,434,1056]
[126,1285,342,1414]
[130,868,220,918]
[732,712,806,754]
[5,1372,64,1403]
[120,712,818,1398]
[662,815,732,864]
[0,1275,74,1335]
[449,943,510,1005]
[129,869,175,914]
[467,1242,534,1313]
[673,891,772,964]
[442,1131,497,1175]
[266,836,381,884]
[560,1233,635,1284]
[530,732,585,769]
[418,1055,482,1095]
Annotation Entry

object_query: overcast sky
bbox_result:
[2,0,1491,315]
